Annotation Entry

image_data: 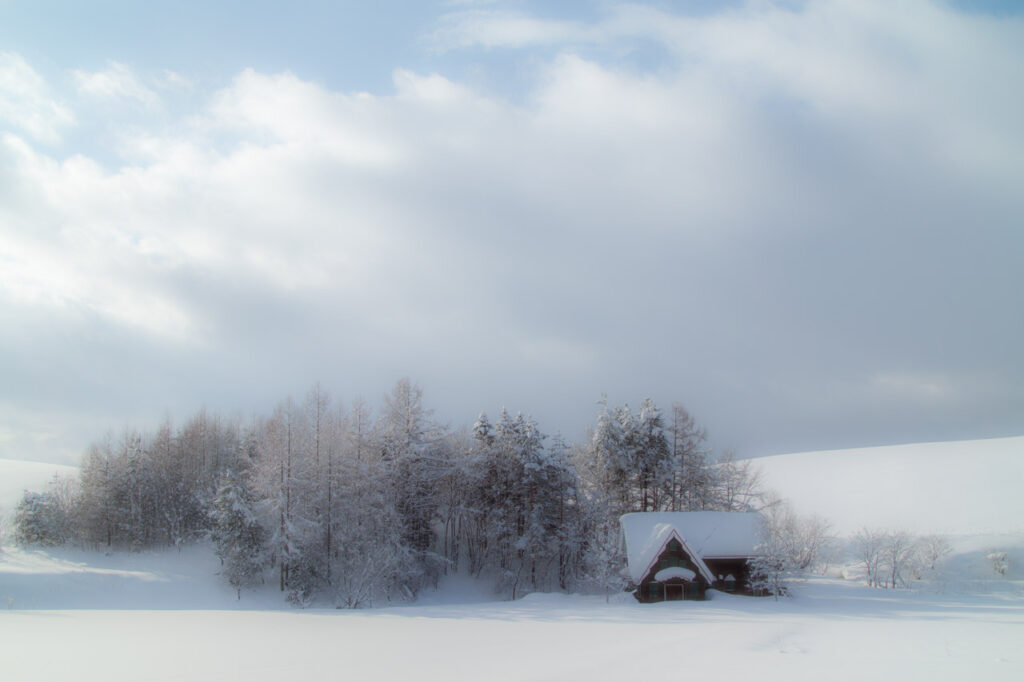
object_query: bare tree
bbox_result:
[917,535,952,577]
[882,531,918,588]
[713,451,763,512]
[855,527,886,587]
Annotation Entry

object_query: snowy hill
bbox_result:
[0,458,78,523]
[752,436,1024,536]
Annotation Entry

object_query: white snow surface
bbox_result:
[2,559,1022,682]
[752,436,1024,536]
[621,512,762,582]
[654,566,696,581]
[2,449,1023,680]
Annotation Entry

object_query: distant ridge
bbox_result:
[750,436,1024,536]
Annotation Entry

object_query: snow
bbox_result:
[0,458,77,520]
[621,512,763,582]
[1,570,1021,681]
[2,447,1023,680]
[753,436,1024,536]
[654,566,695,581]
[621,521,715,583]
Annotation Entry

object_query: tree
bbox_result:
[855,528,886,587]
[633,398,671,512]
[378,378,440,591]
[579,507,627,602]
[855,528,923,588]
[711,451,763,512]
[748,545,793,599]
[881,531,918,588]
[253,397,313,597]
[749,504,797,598]
[211,472,267,598]
[589,400,631,516]
[918,535,951,575]
[666,403,710,511]
[13,489,69,546]
[987,550,1008,576]
[328,448,418,608]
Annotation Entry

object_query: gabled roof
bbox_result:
[620,512,764,583]
[627,525,716,584]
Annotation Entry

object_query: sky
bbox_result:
[1,0,1022,465]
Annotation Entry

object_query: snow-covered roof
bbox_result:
[620,512,764,583]
[654,566,695,582]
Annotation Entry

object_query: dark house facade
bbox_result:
[621,512,762,603]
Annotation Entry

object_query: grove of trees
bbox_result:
[12,379,764,606]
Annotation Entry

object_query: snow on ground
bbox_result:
[1,518,1021,681]
[0,545,289,611]
[752,436,1024,536]
[2,447,1022,680]
[2,579,1021,681]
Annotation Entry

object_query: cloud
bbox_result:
[0,52,75,143]
[72,61,161,108]
[430,10,590,51]
[156,69,193,92]
[1,0,1023,463]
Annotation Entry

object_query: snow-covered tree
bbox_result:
[881,531,919,588]
[13,489,70,546]
[748,549,792,599]
[211,472,267,598]
[749,505,797,598]
[253,397,320,600]
[633,398,672,512]
[917,535,951,576]
[855,528,923,588]
[377,378,440,591]
[329,461,417,608]
[987,550,1008,576]
[579,507,627,602]
[855,528,886,588]
[588,400,631,516]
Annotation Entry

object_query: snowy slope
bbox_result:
[0,458,78,522]
[752,436,1024,536]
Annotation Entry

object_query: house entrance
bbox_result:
[665,583,685,601]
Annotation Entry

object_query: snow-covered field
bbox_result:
[2,443,1023,681]
[2,545,1022,682]
[2,566,1021,681]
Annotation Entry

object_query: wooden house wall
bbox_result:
[703,558,753,594]
[634,537,710,603]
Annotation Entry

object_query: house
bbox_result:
[620,511,764,602]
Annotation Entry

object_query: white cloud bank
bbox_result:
[1,0,1022,463]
